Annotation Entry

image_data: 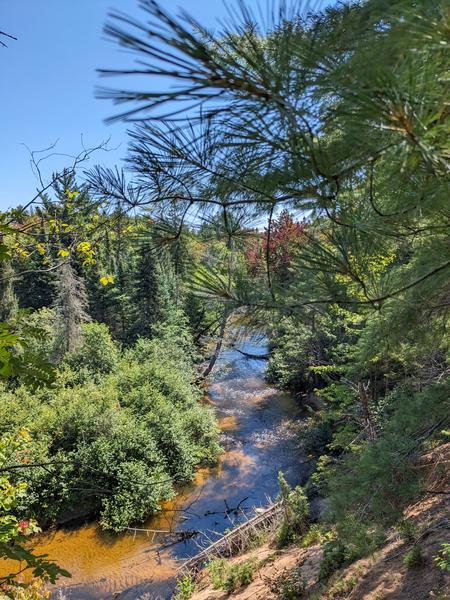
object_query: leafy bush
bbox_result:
[433,543,450,573]
[207,558,257,592]
[277,473,310,547]
[173,574,195,600]
[65,322,119,376]
[269,570,307,599]
[403,545,425,569]
[301,524,332,548]
[0,431,70,591]
[319,539,356,580]
[396,519,419,545]
[1,321,220,532]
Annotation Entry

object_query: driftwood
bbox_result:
[233,347,270,360]
[125,526,199,545]
[179,501,284,575]
[203,497,249,517]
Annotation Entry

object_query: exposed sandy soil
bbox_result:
[188,445,450,600]
[191,543,323,600]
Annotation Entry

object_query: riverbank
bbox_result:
[179,445,450,600]
[4,340,305,600]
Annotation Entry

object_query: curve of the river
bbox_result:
[10,340,307,599]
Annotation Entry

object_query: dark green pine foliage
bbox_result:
[13,252,56,310]
[11,211,56,310]
[130,242,160,340]
[87,221,137,343]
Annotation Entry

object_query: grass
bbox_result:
[301,524,333,548]
[207,557,258,593]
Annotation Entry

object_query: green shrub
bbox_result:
[277,473,310,547]
[301,524,332,547]
[328,574,360,597]
[173,574,195,599]
[2,322,220,531]
[403,545,425,568]
[396,519,419,545]
[207,558,229,590]
[319,539,351,579]
[207,558,257,592]
[308,454,334,496]
[65,321,120,376]
[433,543,450,572]
[327,382,450,544]
[270,570,307,599]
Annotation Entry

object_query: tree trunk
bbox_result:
[358,380,377,442]
[201,308,228,378]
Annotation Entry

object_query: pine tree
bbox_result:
[52,260,90,360]
[131,243,160,339]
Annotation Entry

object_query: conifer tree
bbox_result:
[52,260,90,360]
[131,242,160,339]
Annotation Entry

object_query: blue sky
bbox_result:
[1,0,333,210]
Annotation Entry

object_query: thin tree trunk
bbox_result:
[358,380,377,442]
[202,308,228,378]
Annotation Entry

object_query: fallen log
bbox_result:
[179,501,284,575]
[233,347,270,360]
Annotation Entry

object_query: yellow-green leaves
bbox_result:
[99,274,115,286]
[76,241,96,265]
[65,188,79,200]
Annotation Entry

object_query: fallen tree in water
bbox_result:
[179,501,285,575]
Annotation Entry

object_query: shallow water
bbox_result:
[6,341,305,599]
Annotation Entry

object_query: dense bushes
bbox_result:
[0,320,220,532]
[65,321,120,376]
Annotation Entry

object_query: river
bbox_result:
[10,339,307,599]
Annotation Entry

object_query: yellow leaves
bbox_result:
[48,219,74,233]
[65,188,80,200]
[366,250,396,277]
[57,248,70,257]
[48,218,59,231]
[336,249,396,284]
[76,241,96,265]
[18,428,30,441]
[35,243,46,255]
[99,274,115,286]
[76,241,91,253]
[14,243,29,258]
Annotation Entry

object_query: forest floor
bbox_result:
[187,445,450,600]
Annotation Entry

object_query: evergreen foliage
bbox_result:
[96,0,450,574]
[0,0,449,593]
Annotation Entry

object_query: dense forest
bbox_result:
[1,0,449,598]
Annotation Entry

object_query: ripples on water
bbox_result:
[7,340,306,600]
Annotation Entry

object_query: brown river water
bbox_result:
[6,340,307,599]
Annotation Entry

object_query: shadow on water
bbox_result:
[12,340,307,600]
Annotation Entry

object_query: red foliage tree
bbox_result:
[246,210,306,276]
